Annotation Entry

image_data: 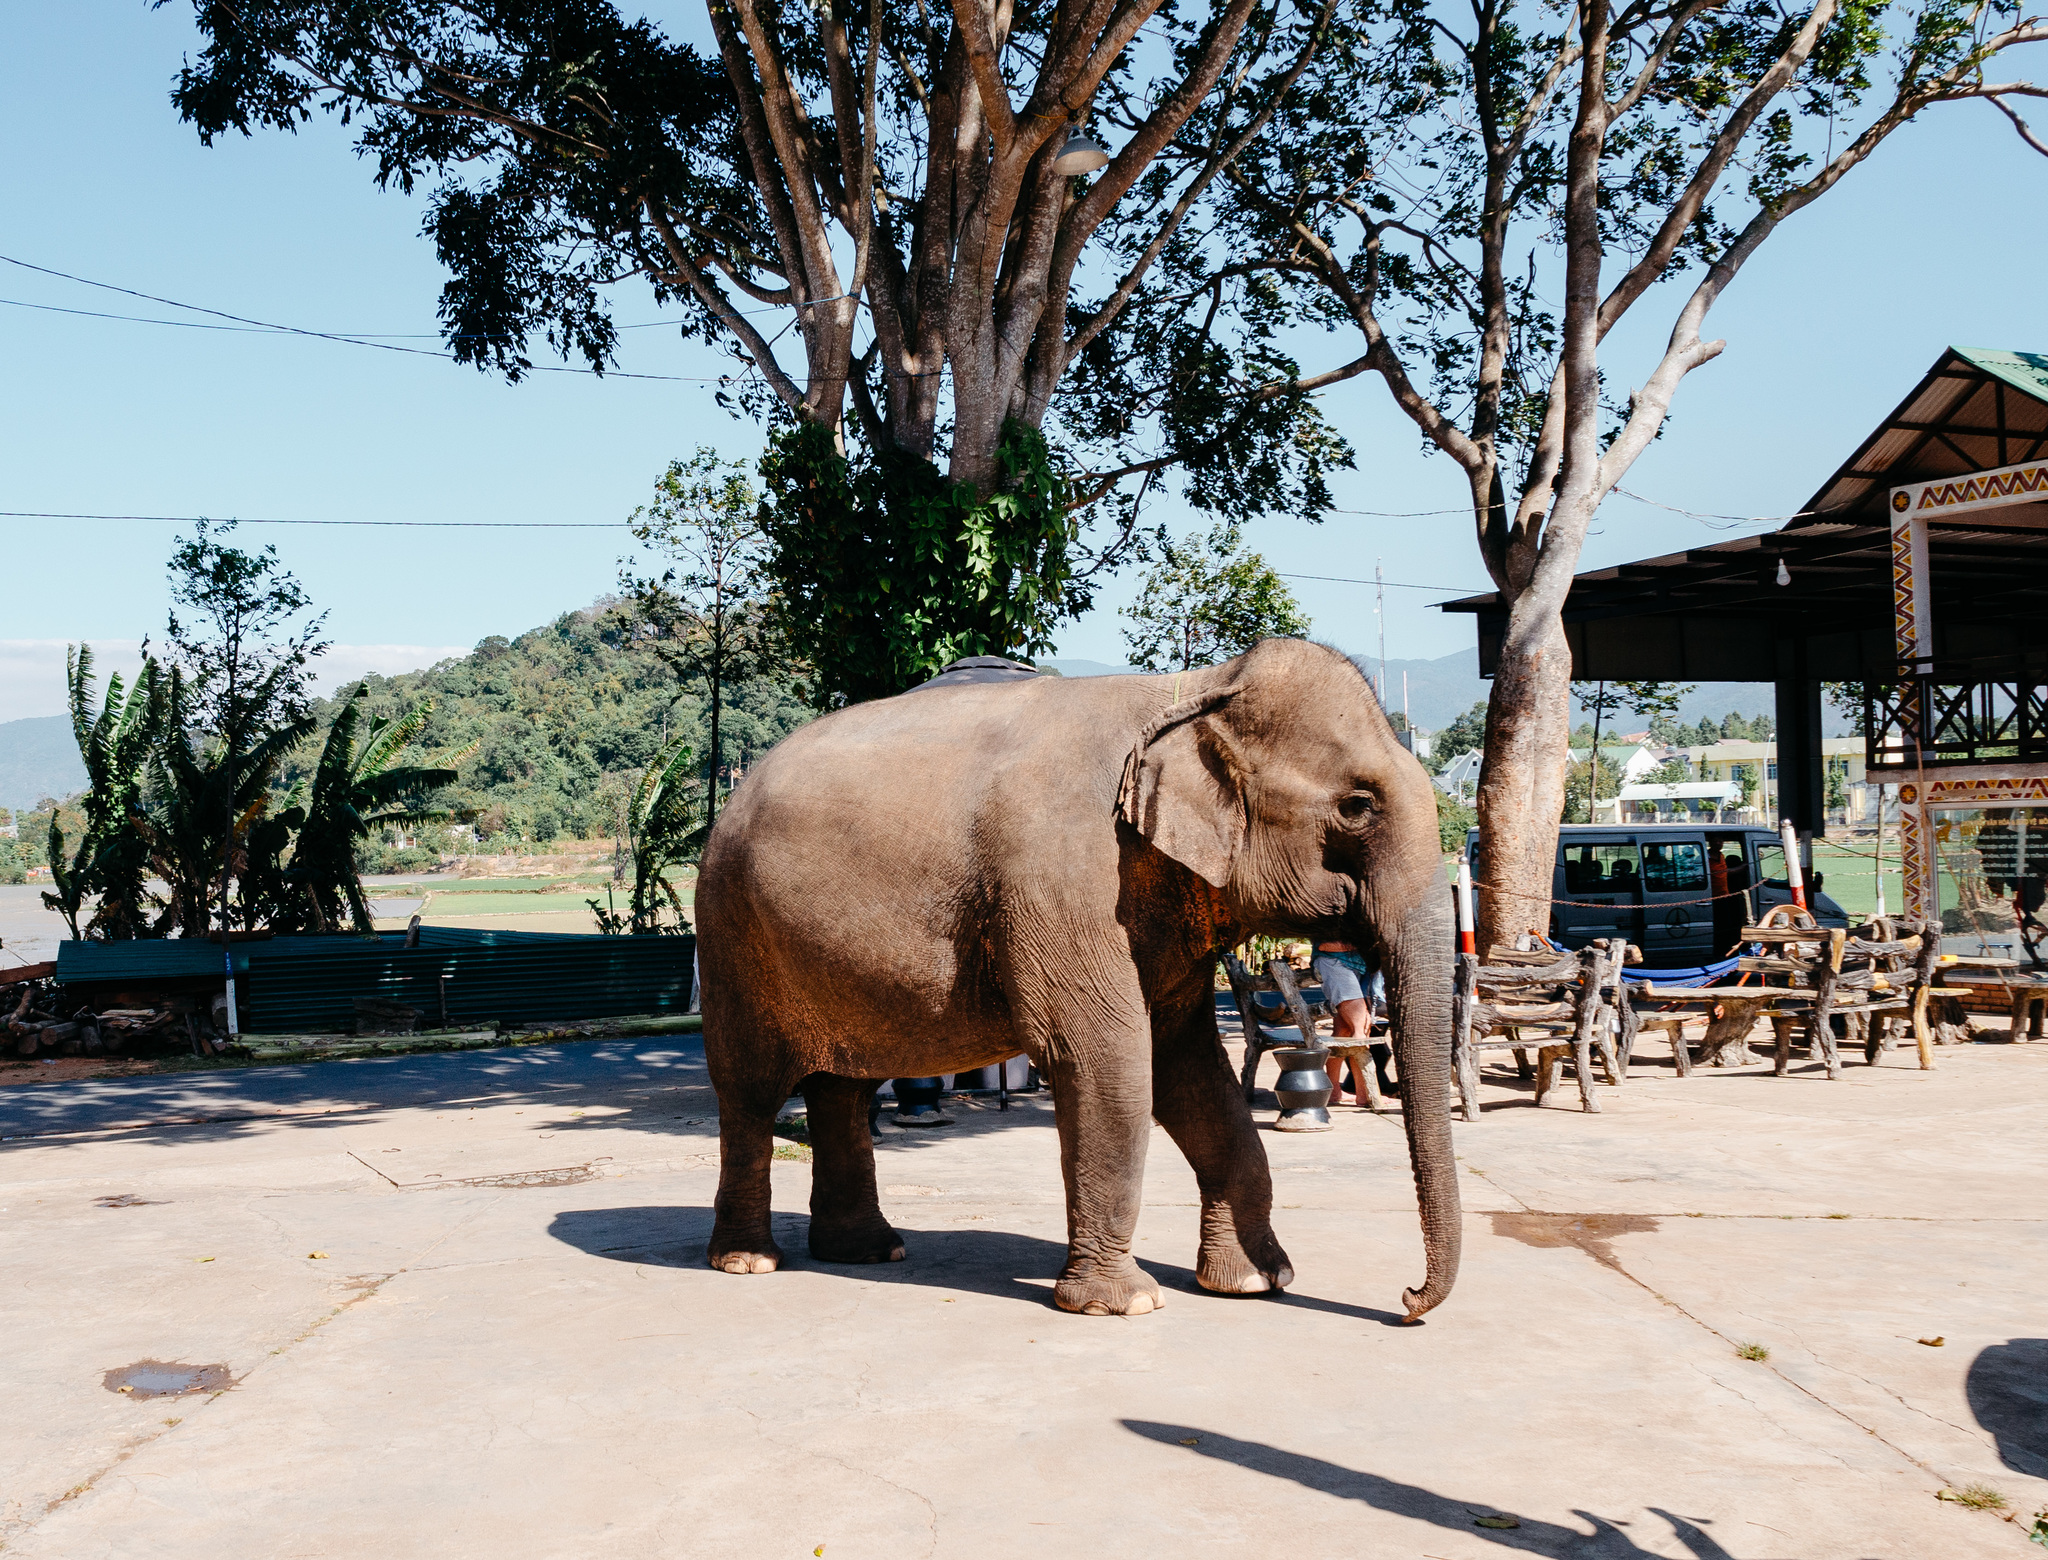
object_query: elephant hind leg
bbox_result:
[707,1047,797,1276]
[1043,1043,1166,1317]
[708,1102,784,1274]
[801,1073,905,1264]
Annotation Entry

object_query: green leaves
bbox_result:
[271,684,463,934]
[1119,521,1311,673]
[41,648,165,941]
[590,731,699,936]
[758,421,1082,706]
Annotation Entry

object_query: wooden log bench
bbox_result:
[1453,941,1624,1118]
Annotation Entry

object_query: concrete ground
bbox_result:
[2,1021,2043,1558]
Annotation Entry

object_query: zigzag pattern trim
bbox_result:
[1914,463,2048,511]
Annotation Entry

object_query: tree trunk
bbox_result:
[1474,607,1573,952]
[707,656,724,834]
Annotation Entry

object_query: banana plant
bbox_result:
[41,647,164,940]
[588,731,702,936]
[271,683,467,934]
[139,666,316,938]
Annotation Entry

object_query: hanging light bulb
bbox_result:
[1775,557,1791,586]
[1052,126,1112,176]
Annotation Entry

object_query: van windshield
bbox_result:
[1562,840,1640,894]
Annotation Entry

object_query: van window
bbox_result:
[1640,839,1707,892]
[1755,839,1788,885]
[1562,840,1640,893]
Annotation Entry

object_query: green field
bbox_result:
[1810,840,1905,921]
[370,871,696,920]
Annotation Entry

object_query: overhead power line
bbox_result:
[2,255,1808,533]
[0,252,929,382]
[1279,571,1487,592]
[0,511,627,529]
[0,510,1496,591]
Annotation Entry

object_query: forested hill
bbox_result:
[293,603,813,844]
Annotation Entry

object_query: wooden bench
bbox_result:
[1452,941,1624,1118]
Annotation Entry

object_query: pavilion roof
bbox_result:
[1437,348,2048,680]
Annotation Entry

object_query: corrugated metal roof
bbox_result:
[1956,346,2048,405]
[1799,346,2048,519]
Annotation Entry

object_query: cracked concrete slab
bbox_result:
[2,1029,2042,1556]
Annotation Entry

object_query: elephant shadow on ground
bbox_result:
[1967,1338,2048,1477]
[1122,1421,1743,1558]
[547,1206,1405,1324]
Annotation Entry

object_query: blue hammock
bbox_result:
[1621,954,1744,986]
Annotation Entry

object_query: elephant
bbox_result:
[694,637,1461,1320]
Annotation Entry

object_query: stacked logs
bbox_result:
[4,971,219,1059]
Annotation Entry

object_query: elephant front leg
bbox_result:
[1152,1002,1293,1296]
[1046,1044,1166,1316]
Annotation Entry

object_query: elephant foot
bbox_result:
[808,1218,907,1265]
[707,1239,783,1275]
[1053,1260,1165,1317]
[1195,1206,1293,1296]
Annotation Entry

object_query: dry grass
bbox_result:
[1735,1342,1770,1362]
[1937,1483,2008,1511]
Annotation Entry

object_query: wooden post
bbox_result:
[1805,926,1846,1080]
[1223,954,1266,1100]
[1453,952,1480,1123]
[1570,946,1603,1113]
[1909,920,1939,1069]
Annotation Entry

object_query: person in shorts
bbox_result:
[1310,941,1397,1101]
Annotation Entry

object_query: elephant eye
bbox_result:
[1338,792,1376,821]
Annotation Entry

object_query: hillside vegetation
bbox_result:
[283,602,815,865]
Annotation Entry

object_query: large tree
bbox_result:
[1136,0,2044,945]
[622,449,775,819]
[171,0,1347,678]
[1119,520,1311,670]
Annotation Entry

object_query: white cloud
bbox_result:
[0,641,471,723]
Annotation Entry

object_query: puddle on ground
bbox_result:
[103,1361,231,1398]
[1487,1212,1660,1272]
[94,1194,165,1208]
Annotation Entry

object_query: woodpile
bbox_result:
[3,973,221,1059]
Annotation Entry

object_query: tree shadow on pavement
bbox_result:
[1967,1338,2048,1477]
[1121,1421,1744,1558]
[547,1206,1402,1323]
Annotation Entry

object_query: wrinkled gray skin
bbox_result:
[696,639,1460,1320]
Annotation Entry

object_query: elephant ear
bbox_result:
[1117,688,1247,889]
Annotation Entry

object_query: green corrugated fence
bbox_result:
[55,931,698,1036]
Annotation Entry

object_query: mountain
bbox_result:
[1350,651,1852,736]
[0,716,86,812]
[284,605,813,849]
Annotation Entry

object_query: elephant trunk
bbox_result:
[1378,894,1462,1321]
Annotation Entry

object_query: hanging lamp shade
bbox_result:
[1052,126,1112,175]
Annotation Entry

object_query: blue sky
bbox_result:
[2,3,2044,720]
